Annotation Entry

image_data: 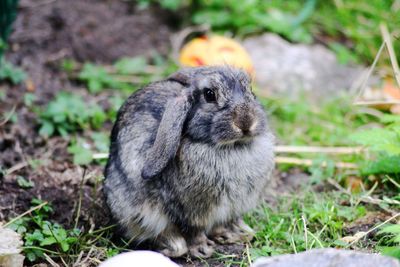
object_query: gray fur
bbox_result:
[104,66,275,257]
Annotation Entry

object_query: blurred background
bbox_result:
[1,1,400,266]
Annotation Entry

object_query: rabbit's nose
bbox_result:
[233,105,255,135]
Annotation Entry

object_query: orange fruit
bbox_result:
[179,35,254,76]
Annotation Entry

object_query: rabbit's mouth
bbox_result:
[232,117,259,136]
[209,118,262,146]
[216,134,256,147]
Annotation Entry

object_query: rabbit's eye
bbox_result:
[204,88,216,102]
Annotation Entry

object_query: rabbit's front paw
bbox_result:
[210,219,255,244]
[159,234,188,258]
[188,232,215,258]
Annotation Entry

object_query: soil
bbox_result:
[0,1,258,266]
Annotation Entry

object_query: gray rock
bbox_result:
[252,248,400,267]
[243,34,373,97]
[0,227,24,267]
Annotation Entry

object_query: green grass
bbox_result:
[6,199,122,265]
[3,1,400,265]
[260,95,378,146]
[5,53,400,266]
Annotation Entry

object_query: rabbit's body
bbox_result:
[104,66,274,258]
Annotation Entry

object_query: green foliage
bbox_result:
[310,0,400,65]
[350,115,400,175]
[67,138,93,165]
[107,95,125,121]
[23,93,36,107]
[16,176,35,189]
[78,63,127,93]
[246,192,366,258]
[137,0,183,10]
[378,224,400,260]
[8,198,123,264]
[0,58,26,84]
[68,133,109,165]
[197,0,315,43]
[260,95,376,146]
[91,132,110,153]
[38,91,107,137]
[309,157,336,184]
[114,56,148,74]
[76,55,177,94]
[7,199,80,262]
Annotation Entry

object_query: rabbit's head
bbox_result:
[142,66,268,179]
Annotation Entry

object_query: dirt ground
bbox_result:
[0,0,271,266]
[1,0,172,209]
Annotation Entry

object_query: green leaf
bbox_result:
[78,63,121,93]
[380,246,400,260]
[378,224,400,235]
[381,115,400,124]
[114,57,147,74]
[350,128,400,155]
[31,198,53,213]
[0,59,26,84]
[26,251,37,262]
[361,155,400,175]
[40,236,57,246]
[23,93,36,107]
[38,121,55,137]
[60,241,70,252]
[37,91,107,137]
[159,0,183,10]
[25,229,44,245]
[61,59,77,72]
[68,140,93,165]
[16,176,34,188]
[91,132,109,152]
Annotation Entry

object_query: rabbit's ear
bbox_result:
[167,69,191,86]
[141,94,192,179]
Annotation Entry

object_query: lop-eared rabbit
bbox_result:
[104,66,274,258]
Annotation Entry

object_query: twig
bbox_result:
[353,41,385,104]
[92,146,365,160]
[328,178,398,213]
[19,0,56,8]
[386,175,400,189]
[70,62,160,75]
[170,24,210,65]
[109,75,148,84]
[360,196,400,206]
[301,215,308,249]
[381,23,400,87]
[245,243,252,265]
[275,156,358,169]
[347,212,400,247]
[355,181,379,206]
[354,100,400,106]
[44,253,61,267]
[0,105,16,126]
[5,161,29,176]
[327,178,351,194]
[93,153,360,169]
[275,145,364,154]
[3,201,48,228]
[92,153,108,159]
[74,168,87,229]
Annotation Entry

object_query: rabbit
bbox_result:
[103,66,275,258]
